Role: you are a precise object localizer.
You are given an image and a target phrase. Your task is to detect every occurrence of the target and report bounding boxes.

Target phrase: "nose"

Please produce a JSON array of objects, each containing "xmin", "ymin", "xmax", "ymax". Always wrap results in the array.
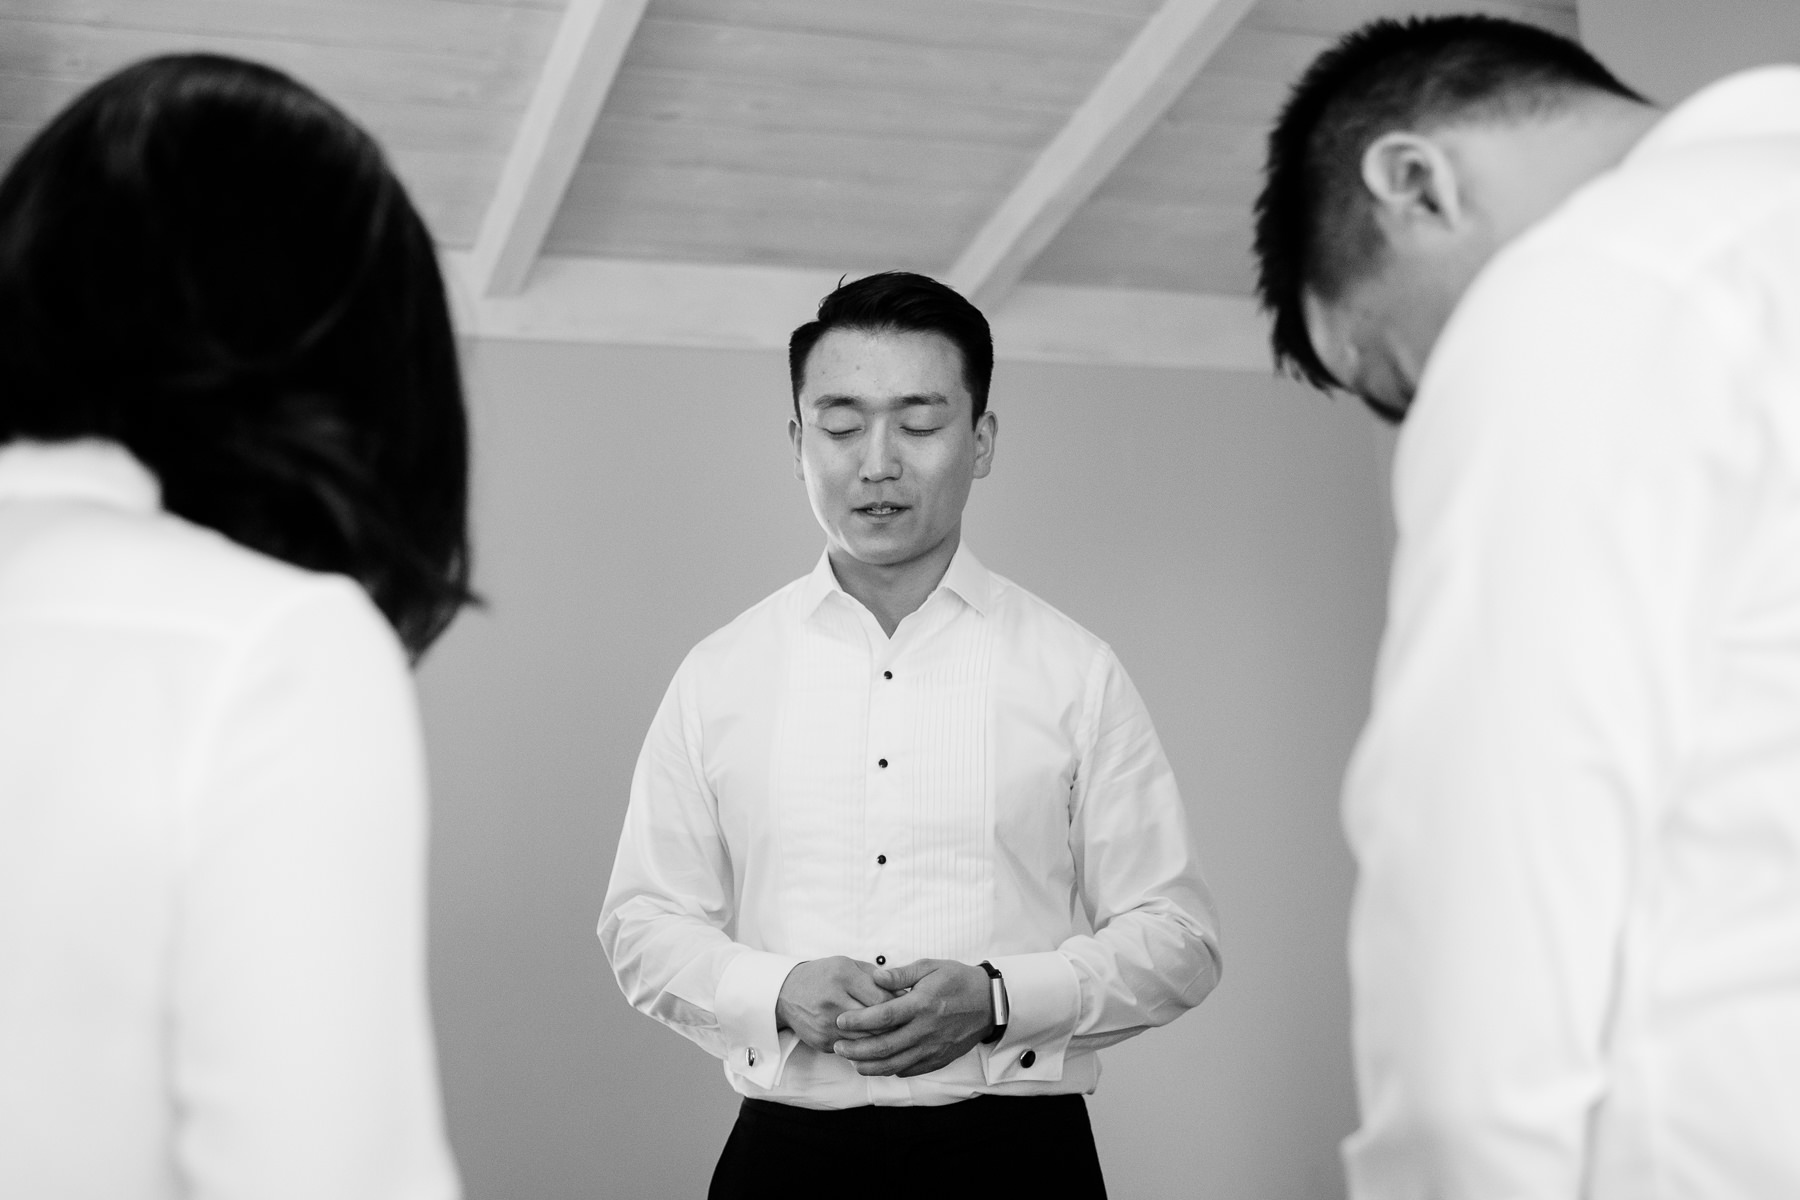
[{"xmin": 858, "ymin": 422, "xmax": 901, "ymax": 483}]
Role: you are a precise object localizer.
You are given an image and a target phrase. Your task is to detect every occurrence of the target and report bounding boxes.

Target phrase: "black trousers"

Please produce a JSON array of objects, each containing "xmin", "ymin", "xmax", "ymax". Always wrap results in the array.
[{"xmin": 707, "ymin": 1093, "xmax": 1108, "ymax": 1200}]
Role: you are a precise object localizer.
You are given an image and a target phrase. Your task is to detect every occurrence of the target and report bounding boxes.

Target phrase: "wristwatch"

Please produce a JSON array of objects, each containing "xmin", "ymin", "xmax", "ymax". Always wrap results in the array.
[{"xmin": 978, "ymin": 960, "xmax": 1009, "ymax": 1044}]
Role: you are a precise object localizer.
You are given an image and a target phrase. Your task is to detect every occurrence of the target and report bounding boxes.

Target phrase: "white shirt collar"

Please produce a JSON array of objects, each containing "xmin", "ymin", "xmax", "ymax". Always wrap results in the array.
[
  {"xmin": 0, "ymin": 439, "xmax": 161, "ymax": 513},
  {"xmin": 1628, "ymin": 65, "xmax": 1800, "ymax": 164},
  {"xmin": 800, "ymin": 540, "xmax": 995, "ymax": 620}
]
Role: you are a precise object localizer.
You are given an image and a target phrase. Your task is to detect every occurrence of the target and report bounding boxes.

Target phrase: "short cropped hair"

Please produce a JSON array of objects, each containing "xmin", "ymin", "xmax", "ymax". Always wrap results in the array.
[
  {"xmin": 1253, "ymin": 15, "xmax": 1644, "ymax": 390},
  {"xmin": 0, "ymin": 54, "xmax": 474, "ymax": 658},
  {"xmin": 788, "ymin": 272, "xmax": 995, "ymax": 424}
]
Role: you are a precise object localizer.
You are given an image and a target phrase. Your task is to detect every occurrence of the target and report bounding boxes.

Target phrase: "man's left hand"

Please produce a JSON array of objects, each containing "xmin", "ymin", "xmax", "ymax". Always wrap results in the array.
[{"xmin": 830, "ymin": 958, "xmax": 994, "ymax": 1077}]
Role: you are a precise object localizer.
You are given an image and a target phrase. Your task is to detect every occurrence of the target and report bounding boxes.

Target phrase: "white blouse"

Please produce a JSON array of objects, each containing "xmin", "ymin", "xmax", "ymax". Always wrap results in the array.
[
  {"xmin": 0, "ymin": 440, "xmax": 458, "ymax": 1200},
  {"xmin": 600, "ymin": 544, "xmax": 1220, "ymax": 1109},
  {"xmin": 1344, "ymin": 68, "xmax": 1800, "ymax": 1200}
]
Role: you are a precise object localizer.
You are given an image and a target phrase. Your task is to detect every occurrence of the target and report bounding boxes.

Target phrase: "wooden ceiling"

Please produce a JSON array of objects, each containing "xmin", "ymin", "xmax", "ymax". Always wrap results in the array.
[{"xmin": 0, "ymin": 0, "xmax": 1577, "ymax": 368}]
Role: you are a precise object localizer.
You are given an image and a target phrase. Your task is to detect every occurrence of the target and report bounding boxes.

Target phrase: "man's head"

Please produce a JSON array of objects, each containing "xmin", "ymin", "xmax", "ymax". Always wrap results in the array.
[
  {"xmin": 789, "ymin": 271, "xmax": 995, "ymax": 426},
  {"xmin": 1253, "ymin": 16, "xmax": 1650, "ymax": 420},
  {"xmin": 787, "ymin": 272, "xmax": 997, "ymax": 575}
]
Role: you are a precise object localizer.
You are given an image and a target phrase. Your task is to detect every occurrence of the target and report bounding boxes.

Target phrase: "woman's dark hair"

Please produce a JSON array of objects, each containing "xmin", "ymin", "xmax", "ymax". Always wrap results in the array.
[
  {"xmin": 788, "ymin": 271, "xmax": 995, "ymax": 424},
  {"xmin": 0, "ymin": 54, "xmax": 474, "ymax": 657}
]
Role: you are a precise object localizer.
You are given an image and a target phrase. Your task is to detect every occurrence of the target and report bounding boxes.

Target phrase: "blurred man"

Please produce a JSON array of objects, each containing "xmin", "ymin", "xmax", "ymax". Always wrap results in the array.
[
  {"xmin": 599, "ymin": 272, "xmax": 1220, "ymax": 1198},
  {"xmin": 1252, "ymin": 14, "xmax": 1800, "ymax": 1199}
]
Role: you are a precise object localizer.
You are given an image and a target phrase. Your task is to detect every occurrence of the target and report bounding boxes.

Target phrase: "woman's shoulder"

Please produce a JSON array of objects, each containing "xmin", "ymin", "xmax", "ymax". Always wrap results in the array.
[{"xmin": 0, "ymin": 501, "xmax": 388, "ymax": 655}]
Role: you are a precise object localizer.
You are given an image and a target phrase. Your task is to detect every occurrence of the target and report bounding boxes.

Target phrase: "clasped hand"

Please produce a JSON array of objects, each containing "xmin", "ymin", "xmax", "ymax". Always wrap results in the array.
[
  {"xmin": 776, "ymin": 957, "xmax": 996, "ymax": 1077},
  {"xmin": 775, "ymin": 957, "xmax": 895, "ymax": 1052}
]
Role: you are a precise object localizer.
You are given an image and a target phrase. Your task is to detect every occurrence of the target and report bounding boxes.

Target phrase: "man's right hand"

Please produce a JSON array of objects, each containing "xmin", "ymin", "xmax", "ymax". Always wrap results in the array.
[{"xmin": 775, "ymin": 957, "xmax": 896, "ymax": 1053}]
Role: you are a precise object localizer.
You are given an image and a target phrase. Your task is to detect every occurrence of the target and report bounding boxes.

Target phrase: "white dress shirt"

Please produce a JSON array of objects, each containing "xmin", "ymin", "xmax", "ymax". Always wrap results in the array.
[
  {"xmin": 0, "ymin": 440, "xmax": 458, "ymax": 1200},
  {"xmin": 1343, "ymin": 68, "xmax": 1800, "ymax": 1199},
  {"xmin": 600, "ymin": 544, "xmax": 1220, "ymax": 1108}
]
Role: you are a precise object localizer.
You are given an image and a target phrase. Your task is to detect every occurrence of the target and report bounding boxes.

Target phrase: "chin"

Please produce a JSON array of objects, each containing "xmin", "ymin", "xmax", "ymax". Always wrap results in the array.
[
  {"xmin": 838, "ymin": 545, "xmax": 913, "ymax": 568},
  {"xmin": 833, "ymin": 534, "xmax": 919, "ymax": 568}
]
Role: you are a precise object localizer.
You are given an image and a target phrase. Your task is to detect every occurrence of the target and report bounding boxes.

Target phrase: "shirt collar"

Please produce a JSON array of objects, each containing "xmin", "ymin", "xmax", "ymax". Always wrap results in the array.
[
  {"xmin": 936, "ymin": 541, "xmax": 993, "ymax": 616},
  {"xmin": 799, "ymin": 540, "xmax": 995, "ymax": 620},
  {"xmin": 0, "ymin": 439, "xmax": 161, "ymax": 513},
  {"xmin": 1627, "ymin": 65, "xmax": 1800, "ymax": 165}
]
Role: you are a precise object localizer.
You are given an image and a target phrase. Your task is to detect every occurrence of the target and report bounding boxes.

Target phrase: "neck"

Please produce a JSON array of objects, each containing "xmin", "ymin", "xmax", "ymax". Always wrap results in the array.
[
  {"xmin": 1396, "ymin": 98, "xmax": 1664, "ymax": 397},
  {"xmin": 829, "ymin": 527, "xmax": 961, "ymax": 637},
  {"xmin": 1456, "ymin": 96, "xmax": 1664, "ymax": 246}
]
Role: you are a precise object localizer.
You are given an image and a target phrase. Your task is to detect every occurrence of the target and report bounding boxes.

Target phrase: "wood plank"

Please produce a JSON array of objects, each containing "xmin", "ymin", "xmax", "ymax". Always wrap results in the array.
[
  {"xmin": 980, "ymin": 0, "xmax": 1163, "ymax": 17},
  {"xmin": 647, "ymin": 0, "xmax": 1141, "ymax": 57},
  {"xmin": 600, "ymin": 67, "xmax": 1067, "ymax": 149},
  {"xmin": 1165, "ymin": 69, "xmax": 1297, "ymax": 125},
  {"xmin": 544, "ymin": 162, "xmax": 993, "ymax": 270},
  {"xmin": 465, "ymin": 0, "xmax": 652, "ymax": 296},
  {"xmin": 582, "ymin": 115, "xmax": 1031, "ymax": 193},
  {"xmin": 1249, "ymin": 0, "xmax": 1578, "ymax": 38},
  {"xmin": 1026, "ymin": 195, "xmax": 1257, "ymax": 294},
  {"xmin": 0, "ymin": 0, "xmax": 558, "ymax": 61},
  {"xmin": 945, "ymin": 0, "xmax": 1261, "ymax": 309},
  {"xmin": 442, "ymin": 253, "xmax": 1271, "ymax": 373},
  {"xmin": 0, "ymin": 16, "xmax": 542, "ymax": 109},
  {"xmin": 1202, "ymin": 24, "xmax": 1334, "ymax": 81},
  {"xmin": 1095, "ymin": 118, "xmax": 1267, "ymax": 204},
  {"xmin": 622, "ymin": 16, "xmax": 1111, "ymax": 110}
]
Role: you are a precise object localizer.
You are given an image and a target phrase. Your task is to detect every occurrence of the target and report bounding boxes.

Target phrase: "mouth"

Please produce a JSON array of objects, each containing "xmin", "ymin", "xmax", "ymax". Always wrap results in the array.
[{"xmin": 855, "ymin": 502, "xmax": 908, "ymax": 518}]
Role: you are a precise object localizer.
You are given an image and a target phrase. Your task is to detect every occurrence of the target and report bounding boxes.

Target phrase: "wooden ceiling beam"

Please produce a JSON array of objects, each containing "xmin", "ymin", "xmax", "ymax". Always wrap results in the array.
[
  {"xmin": 442, "ymin": 252, "xmax": 1272, "ymax": 373},
  {"xmin": 946, "ymin": 0, "xmax": 1260, "ymax": 311},
  {"xmin": 465, "ymin": 0, "xmax": 650, "ymax": 297}
]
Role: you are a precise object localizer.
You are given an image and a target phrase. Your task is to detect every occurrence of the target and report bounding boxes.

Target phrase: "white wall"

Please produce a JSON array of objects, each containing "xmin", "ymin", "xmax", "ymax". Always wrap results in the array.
[
  {"xmin": 417, "ymin": 337, "xmax": 1390, "ymax": 1198},
  {"xmin": 1579, "ymin": 0, "xmax": 1800, "ymax": 103}
]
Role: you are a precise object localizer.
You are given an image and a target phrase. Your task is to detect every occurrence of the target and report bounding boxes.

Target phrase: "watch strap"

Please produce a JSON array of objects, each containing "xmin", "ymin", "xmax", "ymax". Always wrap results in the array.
[{"xmin": 978, "ymin": 960, "xmax": 1008, "ymax": 1044}]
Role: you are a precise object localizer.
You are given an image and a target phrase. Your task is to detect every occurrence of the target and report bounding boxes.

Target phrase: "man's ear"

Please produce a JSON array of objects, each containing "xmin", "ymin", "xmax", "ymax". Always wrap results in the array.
[
  {"xmin": 788, "ymin": 416, "xmax": 805, "ymax": 481},
  {"xmin": 971, "ymin": 410, "xmax": 997, "ymax": 480},
  {"xmin": 1361, "ymin": 131, "xmax": 1465, "ymax": 237}
]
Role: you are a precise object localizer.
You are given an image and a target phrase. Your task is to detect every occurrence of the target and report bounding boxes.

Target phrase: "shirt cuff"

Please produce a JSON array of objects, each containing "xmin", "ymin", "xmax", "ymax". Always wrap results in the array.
[
  {"xmin": 714, "ymin": 950, "xmax": 805, "ymax": 1091},
  {"xmin": 979, "ymin": 952, "xmax": 1080, "ymax": 1085}
]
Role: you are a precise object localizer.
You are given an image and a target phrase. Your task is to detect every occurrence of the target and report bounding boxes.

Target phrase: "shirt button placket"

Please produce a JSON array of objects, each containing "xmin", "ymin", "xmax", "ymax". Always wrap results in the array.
[{"xmin": 867, "ymin": 660, "xmax": 898, "ymax": 977}]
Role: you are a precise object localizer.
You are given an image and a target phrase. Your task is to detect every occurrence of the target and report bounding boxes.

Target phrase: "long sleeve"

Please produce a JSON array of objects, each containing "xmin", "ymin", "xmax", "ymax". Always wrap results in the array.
[
  {"xmin": 597, "ymin": 551, "xmax": 1221, "ymax": 1106},
  {"xmin": 992, "ymin": 646, "xmax": 1221, "ymax": 1072},
  {"xmin": 171, "ymin": 579, "xmax": 459, "ymax": 1200},
  {"xmin": 1342, "ymin": 245, "xmax": 1731, "ymax": 1198},
  {"xmin": 598, "ymin": 664, "xmax": 802, "ymax": 1091}
]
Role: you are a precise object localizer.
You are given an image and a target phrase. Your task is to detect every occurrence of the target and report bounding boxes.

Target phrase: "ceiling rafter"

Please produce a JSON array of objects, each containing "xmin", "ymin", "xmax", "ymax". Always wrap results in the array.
[
  {"xmin": 945, "ymin": 0, "xmax": 1260, "ymax": 311},
  {"xmin": 464, "ymin": 0, "xmax": 651, "ymax": 297},
  {"xmin": 443, "ymin": 252, "xmax": 1270, "ymax": 373}
]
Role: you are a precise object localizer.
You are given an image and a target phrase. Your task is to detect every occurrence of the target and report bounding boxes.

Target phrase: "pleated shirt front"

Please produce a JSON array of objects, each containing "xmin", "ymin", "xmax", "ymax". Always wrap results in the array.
[{"xmin": 600, "ymin": 544, "xmax": 1220, "ymax": 1108}]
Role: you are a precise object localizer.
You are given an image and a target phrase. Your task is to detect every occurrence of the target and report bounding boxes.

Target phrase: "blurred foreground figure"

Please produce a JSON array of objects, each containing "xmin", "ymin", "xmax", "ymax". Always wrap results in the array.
[
  {"xmin": 1254, "ymin": 15, "xmax": 1800, "ymax": 1200},
  {"xmin": 0, "ymin": 55, "xmax": 470, "ymax": 1199}
]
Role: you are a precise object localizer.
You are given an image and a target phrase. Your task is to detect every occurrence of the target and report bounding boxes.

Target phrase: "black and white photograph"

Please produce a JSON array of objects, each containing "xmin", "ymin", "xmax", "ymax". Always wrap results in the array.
[{"xmin": 1, "ymin": 1, "xmax": 1797, "ymax": 1197}]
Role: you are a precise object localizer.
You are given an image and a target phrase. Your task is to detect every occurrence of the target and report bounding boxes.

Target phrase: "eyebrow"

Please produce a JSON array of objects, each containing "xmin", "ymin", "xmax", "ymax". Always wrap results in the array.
[{"xmin": 810, "ymin": 392, "xmax": 951, "ymax": 411}]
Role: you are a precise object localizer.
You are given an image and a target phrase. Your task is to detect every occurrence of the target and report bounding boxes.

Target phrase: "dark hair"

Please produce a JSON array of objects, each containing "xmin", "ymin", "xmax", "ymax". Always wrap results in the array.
[
  {"xmin": 0, "ymin": 54, "xmax": 474, "ymax": 658},
  {"xmin": 788, "ymin": 271, "xmax": 995, "ymax": 424},
  {"xmin": 1253, "ymin": 15, "xmax": 1644, "ymax": 394}
]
